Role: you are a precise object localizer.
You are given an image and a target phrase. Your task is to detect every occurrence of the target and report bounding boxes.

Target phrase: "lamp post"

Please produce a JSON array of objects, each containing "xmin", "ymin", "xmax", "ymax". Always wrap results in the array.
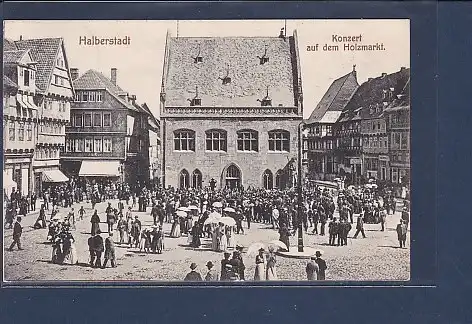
[{"xmin": 297, "ymin": 121, "xmax": 304, "ymax": 252}]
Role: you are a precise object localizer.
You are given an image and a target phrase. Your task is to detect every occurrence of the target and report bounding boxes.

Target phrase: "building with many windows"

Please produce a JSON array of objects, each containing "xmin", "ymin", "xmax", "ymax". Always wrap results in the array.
[
  {"xmin": 4, "ymin": 37, "xmax": 74, "ymax": 194},
  {"xmin": 384, "ymin": 77, "xmax": 410, "ymax": 188},
  {"xmin": 3, "ymin": 46, "xmax": 39, "ymax": 196},
  {"xmin": 62, "ymin": 68, "xmax": 155, "ymax": 186},
  {"xmin": 304, "ymin": 67, "xmax": 359, "ymax": 182},
  {"xmin": 160, "ymin": 30, "xmax": 303, "ymax": 189}
]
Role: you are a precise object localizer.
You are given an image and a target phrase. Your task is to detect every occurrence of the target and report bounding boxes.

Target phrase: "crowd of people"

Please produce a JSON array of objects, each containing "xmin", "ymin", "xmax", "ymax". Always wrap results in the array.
[{"xmin": 4, "ymin": 179, "xmax": 410, "ymax": 279}]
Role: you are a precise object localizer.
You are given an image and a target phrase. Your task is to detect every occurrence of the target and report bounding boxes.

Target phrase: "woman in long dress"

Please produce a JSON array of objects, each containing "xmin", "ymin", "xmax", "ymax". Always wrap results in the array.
[
  {"xmin": 63, "ymin": 232, "xmax": 78, "ymax": 265},
  {"xmin": 211, "ymin": 225, "xmax": 218, "ymax": 251},
  {"xmin": 254, "ymin": 248, "xmax": 266, "ymax": 280},
  {"xmin": 219, "ymin": 225, "xmax": 227, "ymax": 252},
  {"xmin": 226, "ymin": 226, "xmax": 235, "ymax": 249},
  {"xmin": 170, "ymin": 214, "xmax": 180, "ymax": 238},
  {"xmin": 90, "ymin": 210, "xmax": 101, "ymax": 236},
  {"xmin": 266, "ymin": 248, "xmax": 278, "ymax": 280}
]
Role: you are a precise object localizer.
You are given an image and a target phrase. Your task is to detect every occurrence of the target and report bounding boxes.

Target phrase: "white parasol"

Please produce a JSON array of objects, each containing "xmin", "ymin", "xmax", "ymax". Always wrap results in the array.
[
  {"xmin": 204, "ymin": 216, "xmax": 221, "ymax": 225},
  {"xmin": 246, "ymin": 242, "xmax": 266, "ymax": 255},
  {"xmin": 209, "ymin": 211, "xmax": 222, "ymax": 219},
  {"xmin": 268, "ymin": 240, "xmax": 288, "ymax": 251},
  {"xmin": 178, "ymin": 206, "xmax": 190, "ymax": 212},
  {"xmin": 223, "ymin": 207, "xmax": 235, "ymax": 213},
  {"xmin": 176, "ymin": 210, "xmax": 187, "ymax": 217},
  {"xmin": 188, "ymin": 205, "xmax": 199, "ymax": 210},
  {"xmin": 220, "ymin": 217, "xmax": 236, "ymax": 227},
  {"xmin": 212, "ymin": 201, "xmax": 223, "ymax": 208}
]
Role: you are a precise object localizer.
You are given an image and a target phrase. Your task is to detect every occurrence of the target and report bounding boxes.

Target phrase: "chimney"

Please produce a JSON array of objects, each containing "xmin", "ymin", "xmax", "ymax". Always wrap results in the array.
[
  {"xmin": 70, "ymin": 68, "xmax": 79, "ymax": 81},
  {"xmin": 381, "ymin": 73, "xmax": 387, "ymax": 78},
  {"xmin": 129, "ymin": 94, "xmax": 136, "ymax": 104},
  {"xmin": 111, "ymin": 68, "xmax": 117, "ymax": 85},
  {"xmin": 400, "ymin": 66, "xmax": 406, "ymax": 71},
  {"xmin": 19, "ymin": 35, "xmax": 23, "ymax": 41},
  {"xmin": 352, "ymin": 64, "xmax": 357, "ymax": 78},
  {"xmin": 279, "ymin": 28, "xmax": 285, "ymax": 39},
  {"xmin": 368, "ymin": 78, "xmax": 373, "ymax": 81}
]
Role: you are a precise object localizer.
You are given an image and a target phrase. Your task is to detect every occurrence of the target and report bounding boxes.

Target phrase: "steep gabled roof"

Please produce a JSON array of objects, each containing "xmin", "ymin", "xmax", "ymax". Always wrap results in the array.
[
  {"xmin": 164, "ymin": 35, "xmax": 300, "ymax": 108},
  {"xmin": 14, "ymin": 37, "xmax": 63, "ymax": 93},
  {"xmin": 344, "ymin": 68, "xmax": 410, "ymax": 120},
  {"xmin": 73, "ymin": 69, "xmax": 138, "ymax": 112},
  {"xmin": 3, "ymin": 49, "xmax": 31, "ymax": 64},
  {"xmin": 385, "ymin": 77, "xmax": 410, "ymax": 112},
  {"xmin": 307, "ymin": 69, "xmax": 359, "ymax": 124},
  {"xmin": 3, "ymin": 39, "xmax": 18, "ymax": 51}
]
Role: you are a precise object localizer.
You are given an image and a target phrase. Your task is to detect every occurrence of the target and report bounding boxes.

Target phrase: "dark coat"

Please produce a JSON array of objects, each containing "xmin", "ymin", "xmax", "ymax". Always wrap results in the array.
[
  {"xmin": 184, "ymin": 271, "xmax": 203, "ymax": 281},
  {"xmin": 13, "ymin": 221, "xmax": 22, "ymax": 238},
  {"xmin": 104, "ymin": 236, "xmax": 115, "ymax": 259},
  {"xmin": 93, "ymin": 235, "xmax": 104, "ymax": 252},
  {"xmin": 315, "ymin": 258, "xmax": 327, "ymax": 280}
]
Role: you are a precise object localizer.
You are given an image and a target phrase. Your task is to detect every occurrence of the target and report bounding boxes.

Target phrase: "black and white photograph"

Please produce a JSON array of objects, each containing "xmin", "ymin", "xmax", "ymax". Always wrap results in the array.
[{"xmin": 3, "ymin": 19, "xmax": 410, "ymax": 282}]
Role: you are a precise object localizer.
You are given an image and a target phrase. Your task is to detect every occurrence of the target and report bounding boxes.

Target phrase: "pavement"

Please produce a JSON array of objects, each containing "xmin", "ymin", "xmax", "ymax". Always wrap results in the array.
[{"xmin": 3, "ymin": 197, "xmax": 410, "ymax": 282}]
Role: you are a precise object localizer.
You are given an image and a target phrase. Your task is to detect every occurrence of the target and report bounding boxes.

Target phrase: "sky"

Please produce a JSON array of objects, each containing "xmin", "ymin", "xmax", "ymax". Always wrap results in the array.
[{"xmin": 4, "ymin": 19, "xmax": 409, "ymax": 119}]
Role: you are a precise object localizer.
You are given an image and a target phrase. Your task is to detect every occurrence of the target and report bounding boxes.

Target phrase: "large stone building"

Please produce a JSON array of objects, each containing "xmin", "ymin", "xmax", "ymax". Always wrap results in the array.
[
  {"xmin": 4, "ymin": 37, "xmax": 74, "ymax": 195},
  {"xmin": 304, "ymin": 67, "xmax": 359, "ymax": 182},
  {"xmin": 160, "ymin": 30, "xmax": 303, "ymax": 189},
  {"xmin": 62, "ymin": 68, "xmax": 155, "ymax": 186},
  {"xmin": 3, "ymin": 47, "xmax": 39, "ymax": 196}
]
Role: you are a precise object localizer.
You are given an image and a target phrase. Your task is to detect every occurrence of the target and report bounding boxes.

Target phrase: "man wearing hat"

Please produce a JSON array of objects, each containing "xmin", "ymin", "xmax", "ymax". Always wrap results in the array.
[
  {"xmin": 230, "ymin": 248, "xmax": 246, "ymax": 281},
  {"xmin": 353, "ymin": 214, "xmax": 366, "ymax": 239},
  {"xmin": 204, "ymin": 261, "xmax": 217, "ymax": 281},
  {"xmin": 396, "ymin": 219, "xmax": 408, "ymax": 248},
  {"xmin": 314, "ymin": 251, "xmax": 327, "ymax": 280},
  {"xmin": 92, "ymin": 230, "xmax": 104, "ymax": 268},
  {"xmin": 8, "ymin": 216, "xmax": 23, "ymax": 251},
  {"xmin": 184, "ymin": 263, "xmax": 203, "ymax": 281},
  {"xmin": 220, "ymin": 251, "xmax": 232, "ymax": 281},
  {"xmin": 102, "ymin": 232, "xmax": 116, "ymax": 268}
]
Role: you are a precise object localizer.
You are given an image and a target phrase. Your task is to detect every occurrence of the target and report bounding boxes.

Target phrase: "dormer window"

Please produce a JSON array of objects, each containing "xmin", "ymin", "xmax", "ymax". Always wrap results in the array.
[
  {"xmin": 258, "ymin": 45, "xmax": 270, "ymax": 65},
  {"xmin": 219, "ymin": 64, "xmax": 231, "ymax": 85},
  {"xmin": 191, "ymin": 98, "xmax": 201, "ymax": 106},
  {"xmin": 188, "ymin": 86, "xmax": 201, "ymax": 106},
  {"xmin": 192, "ymin": 45, "xmax": 203, "ymax": 63},
  {"xmin": 258, "ymin": 87, "xmax": 272, "ymax": 106}
]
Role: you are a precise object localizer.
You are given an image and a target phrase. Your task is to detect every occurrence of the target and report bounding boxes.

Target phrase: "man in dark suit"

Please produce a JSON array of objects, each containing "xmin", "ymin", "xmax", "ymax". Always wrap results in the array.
[
  {"xmin": 314, "ymin": 251, "xmax": 327, "ymax": 280},
  {"xmin": 93, "ymin": 231, "xmax": 104, "ymax": 268},
  {"xmin": 184, "ymin": 263, "xmax": 203, "ymax": 281},
  {"xmin": 8, "ymin": 217, "xmax": 23, "ymax": 251},
  {"xmin": 353, "ymin": 214, "xmax": 366, "ymax": 238},
  {"xmin": 328, "ymin": 217, "xmax": 338, "ymax": 246}
]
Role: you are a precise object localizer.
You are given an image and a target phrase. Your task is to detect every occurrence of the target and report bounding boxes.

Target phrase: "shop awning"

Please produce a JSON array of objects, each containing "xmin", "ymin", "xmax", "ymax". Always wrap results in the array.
[
  {"xmin": 16, "ymin": 94, "xmax": 28, "ymax": 109},
  {"xmin": 42, "ymin": 170, "xmax": 69, "ymax": 183},
  {"xmin": 3, "ymin": 171, "xmax": 17, "ymax": 189},
  {"xmin": 24, "ymin": 95, "xmax": 38, "ymax": 110},
  {"xmin": 79, "ymin": 161, "xmax": 121, "ymax": 177}
]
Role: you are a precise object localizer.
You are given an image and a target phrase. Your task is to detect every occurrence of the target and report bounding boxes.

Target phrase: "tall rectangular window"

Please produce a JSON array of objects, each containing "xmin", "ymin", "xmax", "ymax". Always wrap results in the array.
[
  {"xmin": 89, "ymin": 91, "xmax": 96, "ymax": 102},
  {"xmin": 75, "ymin": 138, "xmax": 84, "ymax": 152},
  {"xmin": 82, "ymin": 92, "xmax": 89, "ymax": 102},
  {"xmin": 84, "ymin": 113, "xmax": 92, "ymax": 127},
  {"xmin": 103, "ymin": 113, "xmax": 111, "ymax": 127},
  {"xmin": 206, "ymin": 130, "xmax": 227, "ymax": 151},
  {"xmin": 237, "ymin": 130, "xmax": 258, "ymax": 152},
  {"xmin": 103, "ymin": 137, "xmax": 112, "ymax": 152},
  {"xmin": 85, "ymin": 138, "xmax": 93, "ymax": 152},
  {"xmin": 26, "ymin": 123, "xmax": 32, "ymax": 141},
  {"xmin": 18, "ymin": 122, "xmax": 25, "ymax": 141},
  {"xmin": 174, "ymin": 130, "xmax": 195, "ymax": 151},
  {"xmin": 24, "ymin": 70, "xmax": 30, "ymax": 86},
  {"xmin": 97, "ymin": 91, "xmax": 102, "ymax": 102},
  {"xmin": 9, "ymin": 121, "xmax": 15, "ymax": 141},
  {"xmin": 268, "ymin": 131, "xmax": 289, "ymax": 152},
  {"xmin": 75, "ymin": 114, "xmax": 83, "ymax": 127},
  {"xmin": 93, "ymin": 113, "xmax": 102, "ymax": 127},
  {"xmin": 94, "ymin": 138, "xmax": 102, "ymax": 152}
]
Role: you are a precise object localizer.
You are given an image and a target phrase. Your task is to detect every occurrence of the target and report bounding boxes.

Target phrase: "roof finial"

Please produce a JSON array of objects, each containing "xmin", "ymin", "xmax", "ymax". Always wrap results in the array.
[
  {"xmin": 266, "ymin": 86, "xmax": 269, "ymax": 99},
  {"xmin": 353, "ymin": 64, "xmax": 356, "ymax": 72},
  {"xmin": 195, "ymin": 85, "xmax": 199, "ymax": 98}
]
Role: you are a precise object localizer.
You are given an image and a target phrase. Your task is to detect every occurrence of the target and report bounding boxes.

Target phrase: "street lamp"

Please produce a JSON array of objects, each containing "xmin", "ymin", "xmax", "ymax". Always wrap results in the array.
[{"xmin": 297, "ymin": 121, "xmax": 305, "ymax": 252}]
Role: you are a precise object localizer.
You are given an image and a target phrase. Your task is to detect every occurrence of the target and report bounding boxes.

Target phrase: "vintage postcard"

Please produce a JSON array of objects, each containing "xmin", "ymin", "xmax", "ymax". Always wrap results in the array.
[{"xmin": 2, "ymin": 19, "xmax": 410, "ymax": 283}]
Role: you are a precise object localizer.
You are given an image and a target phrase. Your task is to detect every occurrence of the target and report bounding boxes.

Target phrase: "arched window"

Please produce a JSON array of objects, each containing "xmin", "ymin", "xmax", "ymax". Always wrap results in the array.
[
  {"xmin": 179, "ymin": 169, "xmax": 190, "ymax": 189},
  {"xmin": 275, "ymin": 169, "xmax": 285, "ymax": 190},
  {"xmin": 174, "ymin": 129, "xmax": 195, "ymax": 152},
  {"xmin": 237, "ymin": 129, "xmax": 258, "ymax": 152},
  {"xmin": 268, "ymin": 130, "xmax": 290, "ymax": 152},
  {"xmin": 206, "ymin": 129, "xmax": 227, "ymax": 152},
  {"xmin": 263, "ymin": 169, "xmax": 273, "ymax": 190},
  {"xmin": 224, "ymin": 164, "xmax": 241, "ymax": 189},
  {"xmin": 192, "ymin": 169, "xmax": 202, "ymax": 189}
]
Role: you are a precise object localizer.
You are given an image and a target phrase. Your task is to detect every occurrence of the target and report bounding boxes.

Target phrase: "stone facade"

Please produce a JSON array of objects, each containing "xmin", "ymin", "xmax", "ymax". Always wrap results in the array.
[{"xmin": 160, "ymin": 31, "xmax": 303, "ymax": 190}]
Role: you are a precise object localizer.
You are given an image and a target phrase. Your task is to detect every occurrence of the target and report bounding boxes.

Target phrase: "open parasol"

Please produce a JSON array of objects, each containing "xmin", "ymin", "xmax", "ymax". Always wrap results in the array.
[
  {"xmin": 223, "ymin": 207, "xmax": 235, "ymax": 213},
  {"xmin": 212, "ymin": 201, "xmax": 223, "ymax": 208},
  {"xmin": 178, "ymin": 206, "xmax": 190, "ymax": 212},
  {"xmin": 246, "ymin": 242, "xmax": 266, "ymax": 255},
  {"xmin": 208, "ymin": 211, "xmax": 222, "ymax": 219},
  {"xmin": 188, "ymin": 205, "xmax": 199, "ymax": 210},
  {"xmin": 220, "ymin": 217, "xmax": 236, "ymax": 227},
  {"xmin": 204, "ymin": 216, "xmax": 221, "ymax": 225},
  {"xmin": 176, "ymin": 210, "xmax": 187, "ymax": 217},
  {"xmin": 268, "ymin": 239, "xmax": 288, "ymax": 251}
]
